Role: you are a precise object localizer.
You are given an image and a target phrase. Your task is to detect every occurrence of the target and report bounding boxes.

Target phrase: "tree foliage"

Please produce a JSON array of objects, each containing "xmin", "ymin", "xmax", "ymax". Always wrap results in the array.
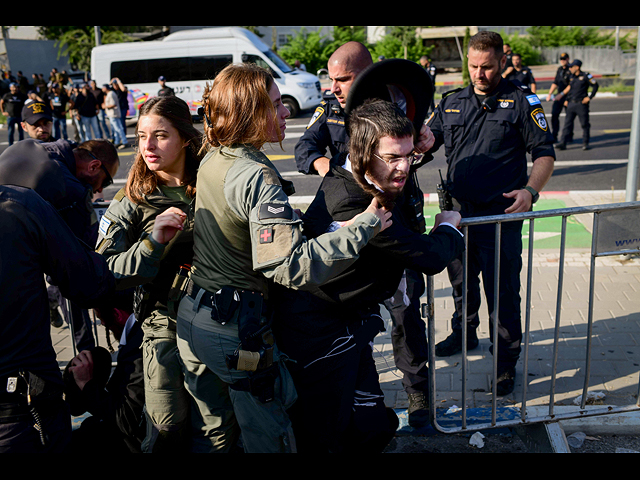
[{"xmin": 55, "ymin": 28, "xmax": 137, "ymax": 72}]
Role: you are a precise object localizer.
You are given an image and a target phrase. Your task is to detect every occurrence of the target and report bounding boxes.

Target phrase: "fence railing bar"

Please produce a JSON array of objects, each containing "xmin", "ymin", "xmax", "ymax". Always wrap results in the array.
[
  {"xmin": 521, "ymin": 218, "xmax": 536, "ymax": 422},
  {"xmin": 461, "ymin": 227, "xmax": 469, "ymax": 430},
  {"xmin": 427, "ymin": 201, "xmax": 640, "ymax": 436},
  {"xmin": 549, "ymin": 216, "xmax": 568, "ymax": 417},
  {"xmin": 491, "ymin": 222, "xmax": 502, "ymax": 426}
]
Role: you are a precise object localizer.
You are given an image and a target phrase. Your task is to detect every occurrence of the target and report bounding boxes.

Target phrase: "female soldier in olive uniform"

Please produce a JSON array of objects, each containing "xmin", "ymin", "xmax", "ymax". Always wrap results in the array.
[{"xmin": 96, "ymin": 96, "xmax": 203, "ymax": 452}]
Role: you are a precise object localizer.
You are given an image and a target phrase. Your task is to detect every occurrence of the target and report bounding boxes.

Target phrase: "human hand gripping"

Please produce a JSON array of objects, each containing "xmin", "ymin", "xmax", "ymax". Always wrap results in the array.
[
  {"xmin": 152, "ymin": 207, "xmax": 187, "ymax": 245},
  {"xmin": 342, "ymin": 198, "xmax": 393, "ymax": 233},
  {"xmin": 432, "ymin": 211, "xmax": 462, "ymax": 232},
  {"xmin": 68, "ymin": 350, "xmax": 94, "ymax": 391},
  {"xmin": 414, "ymin": 124, "xmax": 436, "ymax": 154}
]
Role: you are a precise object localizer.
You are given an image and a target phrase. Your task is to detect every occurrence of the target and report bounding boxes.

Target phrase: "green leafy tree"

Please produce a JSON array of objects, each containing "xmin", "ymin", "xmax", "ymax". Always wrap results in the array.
[
  {"xmin": 55, "ymin": 28, "xmax": 136, "ymax": 72},
  {"xmin": 371, "ymin": 26, "xmax": 433, "ymax": 62},
  {"xmin": 278, "ymin": 28, "xmax": 330, "ymax": 74}
]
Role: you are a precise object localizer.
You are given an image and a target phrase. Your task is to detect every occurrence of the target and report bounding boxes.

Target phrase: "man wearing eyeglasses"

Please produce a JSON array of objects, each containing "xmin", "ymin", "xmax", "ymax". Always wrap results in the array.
[
  {"xmin": 0, "ymin": 138, "xmax": 120, "ymax": 351},
  {"xmin": 271, "ymin": 99, "xmax": 464, "ymax": 453},
  {"xmin": 294, "ymin": 42, "xmax": 441, "ymax": 429}
]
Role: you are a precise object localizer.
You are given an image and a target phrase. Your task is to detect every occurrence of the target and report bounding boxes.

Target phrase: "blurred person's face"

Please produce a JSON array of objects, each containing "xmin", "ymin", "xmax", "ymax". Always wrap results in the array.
[
  {"xmin": 22, "ymin": 118, "xmax": 52, "ymax": 141},
  {"xmin": 266, "ymin": 82, "xmax": 290, "ymax": 143}
]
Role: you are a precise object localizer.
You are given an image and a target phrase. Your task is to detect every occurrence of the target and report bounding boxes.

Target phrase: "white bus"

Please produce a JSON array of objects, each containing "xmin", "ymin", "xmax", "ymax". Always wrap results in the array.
[{"xmin": 90, "ymin": 27, "xmax": 323, "ymax": 119}]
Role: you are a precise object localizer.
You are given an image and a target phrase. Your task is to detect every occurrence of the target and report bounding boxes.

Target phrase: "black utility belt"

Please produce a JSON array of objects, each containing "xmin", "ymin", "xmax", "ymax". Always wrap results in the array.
[{"xmin": 187, "ymin": 281, "xmax": 268, "ymax": 326}]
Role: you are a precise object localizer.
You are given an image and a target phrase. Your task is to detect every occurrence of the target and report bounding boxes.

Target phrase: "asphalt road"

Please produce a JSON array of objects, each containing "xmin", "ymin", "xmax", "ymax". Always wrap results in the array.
[{"xmin": 1, "ymin": 92, "xmax": 637, "ymax": 203}]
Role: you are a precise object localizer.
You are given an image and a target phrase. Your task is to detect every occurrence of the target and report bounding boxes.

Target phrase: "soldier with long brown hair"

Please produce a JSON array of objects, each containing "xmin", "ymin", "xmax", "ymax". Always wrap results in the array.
[{"xmin": 95, "ymin": 95, "xmax": 203, "ymax": 452}]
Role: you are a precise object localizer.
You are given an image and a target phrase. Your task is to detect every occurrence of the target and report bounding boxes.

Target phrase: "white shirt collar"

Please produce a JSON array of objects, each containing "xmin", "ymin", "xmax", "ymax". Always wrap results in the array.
[{"xmin": 343, "ymin": 155, "xmax": 384, "ymax": 193}]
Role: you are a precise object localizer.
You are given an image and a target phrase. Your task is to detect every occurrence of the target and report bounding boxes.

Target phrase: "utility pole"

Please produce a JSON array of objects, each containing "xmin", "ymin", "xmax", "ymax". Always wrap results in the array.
[
  {"xmin": 95, "ymin": 26, "xmax": 102, "ymax": 46},
  {"xmin": 625, "ymin": 26, "xmax": 640, "ymax": 202}
]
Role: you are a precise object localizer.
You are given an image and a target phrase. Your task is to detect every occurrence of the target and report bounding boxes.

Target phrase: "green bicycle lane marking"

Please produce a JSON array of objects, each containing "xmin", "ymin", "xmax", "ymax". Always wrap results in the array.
[{"xmin": 424, "ymin": 199, "xmax": 592, "ymax": 250}]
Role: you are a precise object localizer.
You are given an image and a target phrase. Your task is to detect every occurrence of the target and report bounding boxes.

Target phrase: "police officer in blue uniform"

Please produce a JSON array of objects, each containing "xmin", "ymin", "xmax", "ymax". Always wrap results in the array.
[
  {"xmin": 425, "ymin": 31, "xmax": 556, "ymax": 396},
  {"xmin": 555, "ymin": 60, "xmax": 599, "ymax": 151},
  {"xmin": 295, "ymin": 93, "xmax": 349, "ymax": 176},
  {"xmin": 546, "ymin": 53, "xmax": 573, "ymax": 143}
]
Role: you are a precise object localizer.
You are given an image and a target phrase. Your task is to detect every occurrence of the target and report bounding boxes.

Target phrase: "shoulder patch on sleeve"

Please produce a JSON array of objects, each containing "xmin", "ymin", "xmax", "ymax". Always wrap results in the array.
[
  {"xmin": 98, "ymin": 215, "xmax": 113, "ymax": 237},
  {"xmin": 259, "ymin": 203, "xmax": 294, "ymax": 221},
  {"xmin": 526, "ymin": 94, "xmax": 541, "ymax": 106},
  {"xmin": 531, "ymin": 108, "xmax": 549, "ymax": 132},
  {"xmin": 256, "ymin": 224, "xmax": 293, "ymax": 266},
  {"xmin": 307, "ymin": 105, "xmax": 326, "ymax": 129}
]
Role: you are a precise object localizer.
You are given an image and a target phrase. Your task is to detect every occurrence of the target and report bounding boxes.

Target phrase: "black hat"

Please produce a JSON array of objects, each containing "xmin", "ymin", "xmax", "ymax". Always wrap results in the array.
[
  {"xmin": 569, "ymin": 59, "xmax": 583, "ymax": 68},
  {"xmin": 345, "ymin": 59, "xmax": 433, "ymax": 134},
  {"xmin": 21, "ymin": 101, "xmax": 53, "ymax": 125}
]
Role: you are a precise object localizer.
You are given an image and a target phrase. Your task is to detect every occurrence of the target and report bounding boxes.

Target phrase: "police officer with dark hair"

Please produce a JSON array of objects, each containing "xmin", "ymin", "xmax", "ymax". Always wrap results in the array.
[
  {"xmin": 555, "ymin": 59, "xmax": 599, "ymax": 151},
  {"xmin": 0, "ymin": 185, "xmax": 116, "ymax": 453},
  {"xmin": 546, "ymin": 53, "xmax": 573, "ymax": 143},
  {"xmin": 426, "ymin": 31, "xmax": 556, "ymax": 396}
]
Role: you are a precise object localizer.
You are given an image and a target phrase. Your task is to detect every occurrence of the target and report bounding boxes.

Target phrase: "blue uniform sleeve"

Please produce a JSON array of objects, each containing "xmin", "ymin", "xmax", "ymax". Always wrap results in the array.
[{"xmin": 294, "ymin": 102, "xmax": 335, "ymax": 175}]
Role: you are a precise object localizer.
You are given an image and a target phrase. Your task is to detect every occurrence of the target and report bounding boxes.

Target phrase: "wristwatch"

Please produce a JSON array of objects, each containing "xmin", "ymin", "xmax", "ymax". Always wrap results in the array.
[{"xmin": 524, "ymin": 186, "xmax": 540, "ymax": 204}]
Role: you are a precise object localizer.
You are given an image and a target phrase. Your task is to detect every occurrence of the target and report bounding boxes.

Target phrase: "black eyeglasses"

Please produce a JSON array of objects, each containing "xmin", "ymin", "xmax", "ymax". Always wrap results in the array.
[
  {"xmin": 373, "ymin": 151, "xmax": 425, "ymax": 170},
  {"xmin": 82, "ymin": 149, "xmax": 113, "ymax": 189}
]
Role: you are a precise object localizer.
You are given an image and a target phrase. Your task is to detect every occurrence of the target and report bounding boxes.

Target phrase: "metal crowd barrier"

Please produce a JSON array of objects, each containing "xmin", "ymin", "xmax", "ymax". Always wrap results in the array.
[{"xmin": 423, "ymin": 202, "xmax": 640, "ymax": 452}]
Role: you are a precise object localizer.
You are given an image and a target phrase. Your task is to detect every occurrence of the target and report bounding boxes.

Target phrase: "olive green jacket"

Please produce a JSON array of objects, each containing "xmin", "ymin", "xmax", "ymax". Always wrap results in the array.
[
  {"xmin": 190, "ymin": 144, "xmax": 381, "ymax": 299},
  {"xmin": 96, "ymin": 187, "xmax": 195, "ymax": 314}
]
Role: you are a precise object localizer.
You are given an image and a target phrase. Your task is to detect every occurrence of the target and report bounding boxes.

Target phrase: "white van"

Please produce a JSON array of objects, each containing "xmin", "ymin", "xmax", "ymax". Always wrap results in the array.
[{"xmin": 90, "ymin": 27, "xmax": 323, "ymax": 119}]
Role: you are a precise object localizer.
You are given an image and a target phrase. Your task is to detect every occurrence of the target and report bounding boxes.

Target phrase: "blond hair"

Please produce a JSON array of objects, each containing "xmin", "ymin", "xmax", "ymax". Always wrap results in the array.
[{"xmin": 200, "ymin": 63, "xmax": 278, "ymax": 152}]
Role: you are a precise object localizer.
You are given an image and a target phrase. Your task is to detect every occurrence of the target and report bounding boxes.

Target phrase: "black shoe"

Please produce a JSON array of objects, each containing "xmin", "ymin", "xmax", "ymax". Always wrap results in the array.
[
  {"xmin": 494, "ymin": 367, "xmax": 516, "ymax": 396},
  {"xmin": 555, "ymin": 142, "xmax": 566, "ymax": 150},
  {"xmin": 582, "ymin": 144, "xmax": 591, "ymax": 151},
  {"xmin": 407, "ymin": 392, "xmax": 430, "ymax": 429},
  {"xmin": 50, "ymin": 306, "xmax": 63, "ymax": 328},
  {"xmin": 435, "ymin": 330, "xmax": 479, "ymax": 357}
]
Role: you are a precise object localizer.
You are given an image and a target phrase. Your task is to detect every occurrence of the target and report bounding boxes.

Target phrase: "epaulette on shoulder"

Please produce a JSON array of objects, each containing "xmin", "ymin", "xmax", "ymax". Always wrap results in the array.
[
  {"xmin": 113, "ymin": 187, "xmax": 127, "ymax": 202},
  {"xmin": 510, "ymin": 79, "xmax": 532, "ymax": 94},
  {"xmin": 442, "ymin": 87, "xmax": 464, "ymax": 99}
]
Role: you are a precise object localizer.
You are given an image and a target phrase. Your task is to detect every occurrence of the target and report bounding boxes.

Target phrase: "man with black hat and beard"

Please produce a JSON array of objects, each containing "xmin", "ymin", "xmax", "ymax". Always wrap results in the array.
[{"xmin": 294, "ymin": 42, "xmax": 439, "ymax": 429}]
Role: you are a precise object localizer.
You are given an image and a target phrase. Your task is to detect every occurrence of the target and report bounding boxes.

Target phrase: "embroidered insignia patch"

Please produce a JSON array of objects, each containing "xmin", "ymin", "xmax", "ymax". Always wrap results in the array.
[
  {"xmin": 259, "ymin": 227, "xmax": 274, "ymax": 244},
  {"xmin": 531, "ymin": 108, "xmax": 549, "ymax": 132}
]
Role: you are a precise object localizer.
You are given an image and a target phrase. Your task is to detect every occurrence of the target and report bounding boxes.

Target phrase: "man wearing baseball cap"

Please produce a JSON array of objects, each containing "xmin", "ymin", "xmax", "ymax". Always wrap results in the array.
[{"xmin": 21, "ymin": 101, "xmax": 55, "ymax": 142}]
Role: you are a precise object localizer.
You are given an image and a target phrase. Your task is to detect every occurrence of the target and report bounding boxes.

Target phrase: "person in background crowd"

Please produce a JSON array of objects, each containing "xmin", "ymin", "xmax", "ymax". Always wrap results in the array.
[
  {"xmin": 50, "ymin": 83, "xmax": 71, "ymax": 141},
  {"xmin": 505, "ymin": 53, "xmax": 537, "ymax": 93},
  {"xmin": 21, "ymin": 100, "xmax": 55, "ymax": 143},
  {"xmin": 102, "ymin": 84, "xmax": 127, "ymax": 148},
  {"xmin": 111, "ymin": 77, "xmax": 131, "ymax": 148},
  {"xmin": 1, "ymin": 82, "xmax": 27, "ymax": 145},
  {"xmin": 90, "ymin": 80, "xmax": 111, "ymax": 141},
  {"xmin": 555, "ymin": 59, "xmax": 599, "ymax": 152},
  {"xmin": 76, "ymin": 83, "xmax": 101, "ymax": 142},
  {"xmin": 158, "ymin": 76, "xmax": 175, "ymax": 97}
]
